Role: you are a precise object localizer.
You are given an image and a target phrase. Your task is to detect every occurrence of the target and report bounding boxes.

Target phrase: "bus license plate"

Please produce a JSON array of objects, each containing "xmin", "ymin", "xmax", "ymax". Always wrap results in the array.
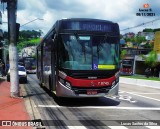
[{"xmin": 87, "ymin": 90, "xmax": 97, "ymax": 95}]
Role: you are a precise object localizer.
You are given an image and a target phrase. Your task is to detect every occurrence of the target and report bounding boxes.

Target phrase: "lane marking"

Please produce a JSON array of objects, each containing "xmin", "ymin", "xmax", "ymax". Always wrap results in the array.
[
  {"xmin": 112, "ymin": 95, "xmax": 137, "ymax": 103},
  {"xmin": 146, "ymin": 126, "xmax": 160, "ymax": 129},
  {"xmin": 108, "ymin": 126, "xmax": 128, "ymax": 129},
  {"xmin": 37, "ymin": 105, "xmax": 160, "ymax": 110},
  {"xmin": 120, "ymin": 83, "xmax": 160, "ymax": 90},
  {"xmin": 120, "ymin": 90, "xmax": 160, "ymax": 102},
  {"xmin": 120, "ymin": 92, "xmax": 160, "ymax": 95},
  {"xmin": 67, "ymin": 126, "xmax": 87, "ymax": 129},
  {"xmin": 119, "ymin": 91, "xmax": 125, "ymax": 94}
]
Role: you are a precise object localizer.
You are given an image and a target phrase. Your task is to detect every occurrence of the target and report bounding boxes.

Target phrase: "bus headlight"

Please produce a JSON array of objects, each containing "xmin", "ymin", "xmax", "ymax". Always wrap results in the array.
[
  {"xmin": 112, "ymin": 81, "xmax": 115, "ymax": 87},
  {"xmin": 65, "ymin": 81, "xmax": 71, "ymax": 89},
  {"xmin": 59, "ymin": 78, "xmax": 71, "ymax": 89}
]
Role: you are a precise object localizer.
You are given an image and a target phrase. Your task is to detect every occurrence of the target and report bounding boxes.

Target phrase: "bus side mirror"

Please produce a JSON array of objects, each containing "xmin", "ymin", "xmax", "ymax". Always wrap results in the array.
[{"xmin": 51, "ymin": 34, "xmax": 57, "ymax": 51}]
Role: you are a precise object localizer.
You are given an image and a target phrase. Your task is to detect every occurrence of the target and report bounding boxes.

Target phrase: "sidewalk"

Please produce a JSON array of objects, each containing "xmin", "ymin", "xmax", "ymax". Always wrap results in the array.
[
  {"xmin": 0, "ymin": 77, "xmax": 32, "ymax": 129},
  {"xmin": 120, "ymin": 77, "xmax": 160, "ymax": 89}
]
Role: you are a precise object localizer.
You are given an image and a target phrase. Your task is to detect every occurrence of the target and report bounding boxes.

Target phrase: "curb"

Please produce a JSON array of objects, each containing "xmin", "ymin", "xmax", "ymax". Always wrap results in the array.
[
  {"xmin": 120, "ymin": 77, "xmax": 160, "ymax": 89},
  {"xmin": 21, "ymin": 84, "xmax": 41, "ymax": 120}
]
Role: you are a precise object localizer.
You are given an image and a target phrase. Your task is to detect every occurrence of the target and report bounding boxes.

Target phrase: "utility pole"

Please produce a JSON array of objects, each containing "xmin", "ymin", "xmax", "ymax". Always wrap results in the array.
[{"xmin": 6, "ymin": 0, "xmax": 19, "ymax": 97}]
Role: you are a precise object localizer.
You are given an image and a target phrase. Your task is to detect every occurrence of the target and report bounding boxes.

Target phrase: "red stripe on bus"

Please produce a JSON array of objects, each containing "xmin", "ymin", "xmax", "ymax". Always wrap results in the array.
[{"xmin": 65, "ymin": 76, "xmax": 116, "ymax": 87}]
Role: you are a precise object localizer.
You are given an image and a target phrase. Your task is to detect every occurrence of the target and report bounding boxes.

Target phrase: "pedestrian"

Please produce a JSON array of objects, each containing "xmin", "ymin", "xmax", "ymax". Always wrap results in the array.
[
  {"xmin": 6, "ymin": 61, "xmax": 10, "ymax": 73},
  {"xmin": 0, "ymin": 60, "xmax": 5, "ymax": 77},
  {"xmin": 145, "ymin": 67, "xmax": 151, "ymax": 78}
]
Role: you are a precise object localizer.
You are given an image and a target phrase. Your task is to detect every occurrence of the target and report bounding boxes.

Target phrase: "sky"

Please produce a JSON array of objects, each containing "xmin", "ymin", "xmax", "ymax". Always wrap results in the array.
[{"xmin": 1, "ymin": 0, "xmax": 160, "ymax": 36}]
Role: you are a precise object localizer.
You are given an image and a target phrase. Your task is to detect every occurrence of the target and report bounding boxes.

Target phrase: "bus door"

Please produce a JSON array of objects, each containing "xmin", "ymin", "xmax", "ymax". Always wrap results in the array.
[
  {"xmin": 50, "ymin": 51, "xmax": 57, "ymax": 91},
  {"xmin": 41, "ymin": 44, "xmax": 45, "ymax": 84},
  {"xmin": 50, "ymin": 33, "xmax": 57, "ymax": 91}
]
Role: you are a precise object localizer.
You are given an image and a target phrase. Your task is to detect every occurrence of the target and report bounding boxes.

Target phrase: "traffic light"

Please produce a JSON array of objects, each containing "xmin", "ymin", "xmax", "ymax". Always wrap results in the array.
[{"xmin": 16, "ymin": 23, "xmax": 20, "ymax": 42}]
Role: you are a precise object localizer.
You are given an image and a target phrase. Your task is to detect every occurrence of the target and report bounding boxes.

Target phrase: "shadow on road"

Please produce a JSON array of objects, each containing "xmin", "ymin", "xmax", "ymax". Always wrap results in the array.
[
  {"xmin": 55, "ymin": 97, "xmax": 120, "ymax": 107},
  {"xmin": 41, "ymin": 86, "xmax": 120, "ymax": 107}
]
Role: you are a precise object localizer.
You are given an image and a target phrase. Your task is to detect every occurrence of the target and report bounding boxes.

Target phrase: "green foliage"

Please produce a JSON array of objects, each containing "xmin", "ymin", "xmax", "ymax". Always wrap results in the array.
[
  {"xmin": 143, "ymin": 28, "xmax": 160, "ymax": 32},
  {"xmin": 153, "ymin": 28, "xmax": 160, "ymax": 32},
  {"xmin": 144, "ymin": 50, "xmax": 158, "ymax": 67},
  {"xmin": 121, "ymin": 76, "xmax": 160, "ymax": 81},
  {"xmin": 15, "ymin": 29, "xmax": 43, "ymax": 52},
  {"xmin": 17, "ymin": 38, "xmax": 40, "ymax": 52},
  {"xmin": 143, "ymin": 42, "xmax": 153, "ymax": 49},
  {"xmin": 143, "ymin": 28, "xmax": 153, "ymax": 32},
  {"xmin": 124, "ymin": 36, "xmax": 146, "ymax": 46},
  {"xmin": 19, "ymin": 30, "xmax": 42, "ymax": 39},
  {"xmin": 134, "ymin": 36, "xmax": 146, "ymax": 44},
  {"xmin": 120, "ymin": 49, "xmax": 127, "ymax": 60},
  {"xmin": 125, "ymin": 37, "xmax": 133, "ymax": 42},
  {"xmin": 3, "ymin": 30, "xmax": 42, "ymax": 53}
]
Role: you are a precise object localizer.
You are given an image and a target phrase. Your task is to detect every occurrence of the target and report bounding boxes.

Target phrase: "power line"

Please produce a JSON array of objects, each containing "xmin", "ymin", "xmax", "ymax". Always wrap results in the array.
[{"xmin": 121, "ymin": 17, "xmax": 160, "ymax": 31}]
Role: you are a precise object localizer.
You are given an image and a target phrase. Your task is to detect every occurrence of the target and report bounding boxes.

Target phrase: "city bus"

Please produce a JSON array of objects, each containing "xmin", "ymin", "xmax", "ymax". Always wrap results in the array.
[
  {"xmin": 23, "ymin": 57, "xmax": 36, "ymax": 73},
  {"xmin": 36, "ymin": 18, "xmax": 120, "ymax": 97},
  {"xmin": 120, "ymin": 59, "xmax": 134, "ymax": 76}
]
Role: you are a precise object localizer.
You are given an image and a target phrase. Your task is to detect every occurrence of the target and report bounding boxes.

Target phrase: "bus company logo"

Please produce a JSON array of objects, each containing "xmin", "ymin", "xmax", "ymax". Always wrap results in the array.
[
  {"xmin": 143, "ymin": 4, "xmax": 149, "ymax": 8},
  {"xmin": 2, "ymin": 121, "xmax": 11, "ymax": 126},
  {"xmin": 90, "ymin": 81, "xmax": 95, "ymax": 86}
]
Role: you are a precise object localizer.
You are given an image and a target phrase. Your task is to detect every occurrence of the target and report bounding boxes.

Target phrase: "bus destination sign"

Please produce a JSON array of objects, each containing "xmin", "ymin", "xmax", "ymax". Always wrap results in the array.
[
  {"xmin": 62, "ymin": 21, "xmax": 114, "ymax": 32},
  {"xmin": 81, "ymin": 23, "xmax": 112, "ymax": 32}
]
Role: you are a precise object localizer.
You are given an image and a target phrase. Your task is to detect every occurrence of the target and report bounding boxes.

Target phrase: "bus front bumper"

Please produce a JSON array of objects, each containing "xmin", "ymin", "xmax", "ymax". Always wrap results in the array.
[{"xmin": 56, "ymin": 81, "xmax": 119, "ymax": 98}]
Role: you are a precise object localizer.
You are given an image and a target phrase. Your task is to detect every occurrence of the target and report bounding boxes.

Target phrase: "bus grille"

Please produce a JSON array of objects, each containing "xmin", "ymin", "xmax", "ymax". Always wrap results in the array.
[{"xmin": 72, "ymin": 86, "xmax": 112, "ymax": 94}]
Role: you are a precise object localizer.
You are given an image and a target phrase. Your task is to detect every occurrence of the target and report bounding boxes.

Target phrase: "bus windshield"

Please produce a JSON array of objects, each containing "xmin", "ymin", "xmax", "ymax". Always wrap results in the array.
[
  {"xmin": 122, "ymin": 60, "xmax": 132, "ymax": 66},
  {"xmin": 24, "ymin": 58, "xmax": 36, "ymax": 69},
  {"xmin": 59, "ymin": 34, "xmax": 119, "ymax": 70}
]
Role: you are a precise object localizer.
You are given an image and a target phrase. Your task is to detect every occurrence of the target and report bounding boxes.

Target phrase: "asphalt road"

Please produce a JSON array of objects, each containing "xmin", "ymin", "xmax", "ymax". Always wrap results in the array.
[{"xmin": 22, "ymin": 74, "xmax": 160, "ymax": 129}]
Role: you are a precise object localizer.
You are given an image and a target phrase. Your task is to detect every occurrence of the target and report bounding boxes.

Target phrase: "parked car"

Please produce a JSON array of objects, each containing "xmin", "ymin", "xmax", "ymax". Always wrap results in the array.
[{"xmin": 7, "ymin": 65, "xmax": 27, "ymax": 83}]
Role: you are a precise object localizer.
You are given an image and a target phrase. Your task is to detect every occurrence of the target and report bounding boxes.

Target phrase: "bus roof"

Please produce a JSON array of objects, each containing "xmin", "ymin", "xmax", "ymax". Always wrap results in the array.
[
  {"xmin": 37, "ymin": 18, "xmax": 119, "ymax": 47},
  {"xmin": 60, "ymin": 18, "xmax": 115, "ymax": 23}
]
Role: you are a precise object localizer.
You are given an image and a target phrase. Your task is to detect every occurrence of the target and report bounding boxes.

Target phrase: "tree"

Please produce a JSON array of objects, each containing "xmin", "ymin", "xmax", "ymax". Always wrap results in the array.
[
  {"xmin": 143, "ymin": 28, "xmax": 153, "ymax": 32},
  {"xmin": 143, "ymin": 50, "xmax": 158, "ymax": 68},
  {"xmin": 134, "ymin": 36, "xmax": 146, "ymax": 47},
  {"xmin": 154, "ymin": 28, "xmax": 160, "ymax": 32},
  {"xmin": 143, "ymin": 42, "xmax": 153, "ymax": 49},
  {"xmin": 120, "ymin": 49, "xmax": 127, "ymax": 60},
  {"xmin": 134, "ymin": 36, "xmax": 146, "ymax": 44},
  {"xmin": 19, "ymin": 30, "xmax": 43, "ymax": 39}
]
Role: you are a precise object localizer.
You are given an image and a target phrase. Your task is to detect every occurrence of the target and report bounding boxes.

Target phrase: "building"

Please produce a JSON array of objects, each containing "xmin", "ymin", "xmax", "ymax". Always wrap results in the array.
[
  {"xmin": 134, "ymin": 54, "xmax": 160, "ymax": 77},
  {"xmin": 20, "ymin": 46, "xmax": 36, "ymax": 58},
  {"xmin": 138, "ymin": 31, "xmax": 155, "ymax": 41},
  {"xmin": 123, "ymin": 32, "xmax": 135, "ymax": 38},
  {"xmin": 120, "ymin": 47, "xmax": 152, "ymax": 75},
  {"xmin": 154, "ymin": 31, "xmax": 160, "ymax": 54}
]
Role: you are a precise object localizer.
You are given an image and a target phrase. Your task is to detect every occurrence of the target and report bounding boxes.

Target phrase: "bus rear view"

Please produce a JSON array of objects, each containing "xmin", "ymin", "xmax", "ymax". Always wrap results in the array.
[{"xmin": 37, "ymin": 18, "xmax": 120, "ymax": 98}]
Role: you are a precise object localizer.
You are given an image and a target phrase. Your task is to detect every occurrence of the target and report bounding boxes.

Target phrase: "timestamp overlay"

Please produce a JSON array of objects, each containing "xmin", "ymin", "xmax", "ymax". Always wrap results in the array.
[{"xmin": 136, "ymin": 4, "xmax": 157, "ymax": 17}]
